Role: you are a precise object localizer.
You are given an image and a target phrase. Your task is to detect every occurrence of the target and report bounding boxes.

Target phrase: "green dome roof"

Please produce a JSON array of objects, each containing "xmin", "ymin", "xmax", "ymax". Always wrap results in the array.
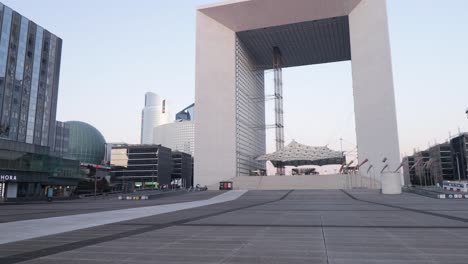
[{"xmin": 66, "ymin": 121, "xmax": 106, "ymax": 165}]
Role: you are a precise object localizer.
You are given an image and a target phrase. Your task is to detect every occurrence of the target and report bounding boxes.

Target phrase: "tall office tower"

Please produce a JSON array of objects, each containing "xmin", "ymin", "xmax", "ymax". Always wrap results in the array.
[
  {"xmin": 0, "ymin": 3, "xmax": 62, "ymax": 147},
  {"xmin": 0, "ymin": 2, "xmax": 82, "ymax": 200},
  {"xmin": 140, "ymin": 92, "xmax": 170, "ymax": 144},
  {"xmin": 175, "ymin": 103, "xmax": 195, "ymax": 121}
]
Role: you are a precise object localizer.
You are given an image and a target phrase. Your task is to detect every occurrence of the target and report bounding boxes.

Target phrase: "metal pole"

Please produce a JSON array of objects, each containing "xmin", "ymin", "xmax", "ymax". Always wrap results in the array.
[
  {"xmin": 122, "ymin": 175, "xmax": 125, "ymax": 193},
  {"xmin": 94, "ymin": 174, "xmax": 97, "ymax": 199},
  {"xmin": 359, "ymin": 168, "xmax": 363, "ymax": 188},
  {"xmin": 152, "ymin": 165, "xmax": 155, "ymax": 190}
]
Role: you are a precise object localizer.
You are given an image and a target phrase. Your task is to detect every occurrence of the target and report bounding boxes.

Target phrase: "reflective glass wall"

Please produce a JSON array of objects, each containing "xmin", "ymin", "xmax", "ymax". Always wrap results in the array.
[{"xmin": 0, "ymin": 3, "xmax": 62, "ymax": 148}]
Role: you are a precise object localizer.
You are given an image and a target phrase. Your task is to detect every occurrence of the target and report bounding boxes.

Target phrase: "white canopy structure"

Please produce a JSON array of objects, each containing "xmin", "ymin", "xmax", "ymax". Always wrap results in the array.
[{"xmin": 256, "ymin": 140, "xmax": 344, "ymax": 167}]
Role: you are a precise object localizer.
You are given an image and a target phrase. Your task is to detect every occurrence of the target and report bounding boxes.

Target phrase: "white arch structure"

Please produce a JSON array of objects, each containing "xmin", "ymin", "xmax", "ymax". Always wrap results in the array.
[{"xmin": 194, "ymin": 0, "xmax": 402, "ymax": 189}]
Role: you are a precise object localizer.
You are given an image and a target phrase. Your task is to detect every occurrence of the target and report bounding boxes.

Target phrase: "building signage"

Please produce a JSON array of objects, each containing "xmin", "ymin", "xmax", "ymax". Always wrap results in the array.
[{"xmin": 0, "ymin": 175, "xmax": 17, "ymax": 181}]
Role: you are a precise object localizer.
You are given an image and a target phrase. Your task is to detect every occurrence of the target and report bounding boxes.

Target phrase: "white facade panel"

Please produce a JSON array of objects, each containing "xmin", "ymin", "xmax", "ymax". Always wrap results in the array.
[
  {"xmin": 349, "ymin": 0, "xmax": 402, "ymax": 185},
  {"xmin": 153, "ymin": 121, "xmax": 195, "ymax": 155},
  {"xmin": 194, "ymin": 12, "xmax": 237, "ymax": 186}
]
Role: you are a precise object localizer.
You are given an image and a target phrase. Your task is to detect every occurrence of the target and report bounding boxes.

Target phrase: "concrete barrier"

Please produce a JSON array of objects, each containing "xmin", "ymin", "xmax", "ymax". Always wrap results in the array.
[
  {"xmin": 207, "ymin": 174, "xmax": 384, "ymax": 191},
  {"xmin": 381, "ymin": 172, "xmax": 402, "ymax": 194}
]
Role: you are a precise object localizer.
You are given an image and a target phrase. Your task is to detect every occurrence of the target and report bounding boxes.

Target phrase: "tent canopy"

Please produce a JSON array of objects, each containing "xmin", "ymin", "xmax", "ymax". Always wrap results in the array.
[{"xmin": 256, "ymin": 140, "xmax": 345, "ymax": 167}]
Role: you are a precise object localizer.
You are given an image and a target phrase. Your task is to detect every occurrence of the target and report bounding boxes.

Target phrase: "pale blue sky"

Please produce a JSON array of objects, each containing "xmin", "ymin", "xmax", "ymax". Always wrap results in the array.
[{"xmin": 4, "ymin": 0, "xmax": 468, "ymax": 157}]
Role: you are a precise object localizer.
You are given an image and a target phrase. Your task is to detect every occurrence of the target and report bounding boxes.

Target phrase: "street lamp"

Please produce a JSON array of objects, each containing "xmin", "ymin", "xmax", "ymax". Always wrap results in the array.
[{"xmin": 465, "ymin": 108, "xmax": 468, "ymax": 119}]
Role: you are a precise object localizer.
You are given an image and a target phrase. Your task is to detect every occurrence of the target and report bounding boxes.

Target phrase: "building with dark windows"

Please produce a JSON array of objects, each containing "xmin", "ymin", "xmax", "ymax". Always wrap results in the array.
[
  {"xmin": 110, "ymin": 144, "xmax": 172, "ymax": 191},
  {"xmin": 175, "ymin": 103, "xmax": 195, "ymax": 121},
  {"xmin": 172, "ymin": 151, "xmax": 193, "ymax": 188},
  {"xmin": 0, "ymin": 3, "xmax": 62, "ymax": 147},
  {"xmin": 403, "ymin": 137, "xmax": 467, "ymax": 186},
  {"xmin": 451, "ymin": 133, "xmax": 468, "ymax": 181},
  {"xmin": 66, "ymin": 121, "xmax": 106, "ymax": 165},
  {"xmin": 0, "ymin": 3, "xmax": 81, "ymax": 200},
  {"xmin": 428, "ymin": 143, "xmax": 454, "ymax": 184}
]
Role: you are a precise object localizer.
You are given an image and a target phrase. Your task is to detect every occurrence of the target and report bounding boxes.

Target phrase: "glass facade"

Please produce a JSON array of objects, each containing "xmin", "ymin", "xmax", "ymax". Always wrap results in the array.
[
  {"xmin": 10, "ymin": 16, "xmax": 29, "ymax": 141},
  {"xmin": 451, "ymin": 134, "xmax": 468, "ymax": 181},
  {"xmin": 175, "ymin": 103, "xmax": 195, "ymax": 121},
  {"xmin": 53, "ymin": 121, "xmax": 69, "ymax": 155},
  {"xmin": 41, "ymin": 35, "xmax": 57, "ymax": 146},
  {"xmin": 0, "ymin": 5, "xmax": 12, "ymax": 127},
  {"xmin": 0, "ymin": 4, "xmax": 62, "ymax": 147},
  {"xmin": 0, "ymin": 3, "xmax": 71, "ymax": 200},
  {"xmin": 235, "ymin": 37, "xmax": 266, "ymax": 176},
  {"xmin": 0, "ymin": 138, "xmax": 81, "ymax": 199},
  {"xmin": 66, "ymin": 121, "xmax": 106, "ymax": 165},
  {"xmin": 0, "ymin": 5, "xmax": 13, "ymax": 119},
  {"xmin": 26, "ymin": 26, "xmax": 43, "ymax": 144},
  {"xmin": 1, "ymin": 10, "xmax": 19, "ymax": 138}
]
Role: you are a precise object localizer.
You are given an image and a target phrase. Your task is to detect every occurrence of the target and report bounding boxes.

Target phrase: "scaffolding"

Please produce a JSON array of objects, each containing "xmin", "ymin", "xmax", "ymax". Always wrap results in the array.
[{"xmin": 273, "ymin": 47, "xmax": 285, "ymax": 175}]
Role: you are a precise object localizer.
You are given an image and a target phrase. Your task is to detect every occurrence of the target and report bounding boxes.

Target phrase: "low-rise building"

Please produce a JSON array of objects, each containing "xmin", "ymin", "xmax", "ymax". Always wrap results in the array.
[
  {"xmin": 110, "ymin": 144, "xmax": 172, "ymax": 191},
  {"xmin": 172, "ymin": 151, "xmax": 193, "ymax": 188},
  {"xmin": 451, "ymin": 133, "xmax": 468, "ymax": 181},
  {"xmin": 428, "ymin": 143, "xmax": 454, "ymax": 184},
  {"xmin": 404, "ymin": 135, "xmax": 467, "ymax": 186}
]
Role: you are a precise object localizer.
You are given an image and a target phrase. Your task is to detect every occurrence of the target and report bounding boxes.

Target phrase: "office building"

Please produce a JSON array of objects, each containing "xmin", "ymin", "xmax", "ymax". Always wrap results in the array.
[
  {"xmin": 0, "ymin": 3, "xmax": 81, "ymax": 200},
  {"xmin": 172, "ymin": 151, "xmax": 193, "ymax": 188},
  {"xmin": 141, "ymin": 92, "xmax": 171, "ymax": 144},
  {"xmin": 153, "ymin": 120, "xmax": 194, "ymax": 156},
  {"xmin": 451, "ymin": 133, "xmax": 468, "ymax": 181},
  {"xmin": 176, "ymin": 103, "xmax": 195, "ymax": 121},
  {"xmin": 0, "ymin": 3, "xmax": 62, "ymax": 147},
  {"xmin": 404, "ymin": 140, "xmax": 461, "ymax": 186},
  {"xmin": 104, "ymin": 142, "xmax": 126, "ymax": 166},
  {"xmin": 110, "ymin": 144, "xmax": 172, "ymax": 189},
  {"xmin": 428, "ymin": 143, "xmax": 454, "ymax": 183},
  {"xmin": 66, "ymin": 121, "xmax": 106, "ymax": 165}
]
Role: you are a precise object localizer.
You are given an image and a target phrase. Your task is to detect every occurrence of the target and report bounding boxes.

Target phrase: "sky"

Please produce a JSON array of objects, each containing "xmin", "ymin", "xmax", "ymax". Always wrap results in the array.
[{"xmin": 3, "ymin": 0, "xmax": 468, "ymax": 159}]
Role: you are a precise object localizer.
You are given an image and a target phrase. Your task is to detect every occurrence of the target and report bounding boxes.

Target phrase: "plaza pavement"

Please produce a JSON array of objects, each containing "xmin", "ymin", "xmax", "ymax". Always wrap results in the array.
[{"xmin": 1, "ymin": 189, "xmax": 468, "ymax": 263}]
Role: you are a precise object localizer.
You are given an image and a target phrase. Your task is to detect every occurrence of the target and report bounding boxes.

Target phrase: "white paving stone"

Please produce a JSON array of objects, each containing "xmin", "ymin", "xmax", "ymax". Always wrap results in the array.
[{"xmin": 0, "ymin": 190, "xmax": 247, "ymax": 245}]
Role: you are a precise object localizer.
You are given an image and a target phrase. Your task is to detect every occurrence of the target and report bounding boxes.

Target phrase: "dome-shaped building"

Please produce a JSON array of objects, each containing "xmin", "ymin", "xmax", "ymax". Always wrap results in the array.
[{"xmin": 66, "ymin": 121, "xmax": 106, "ymax": 165}]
